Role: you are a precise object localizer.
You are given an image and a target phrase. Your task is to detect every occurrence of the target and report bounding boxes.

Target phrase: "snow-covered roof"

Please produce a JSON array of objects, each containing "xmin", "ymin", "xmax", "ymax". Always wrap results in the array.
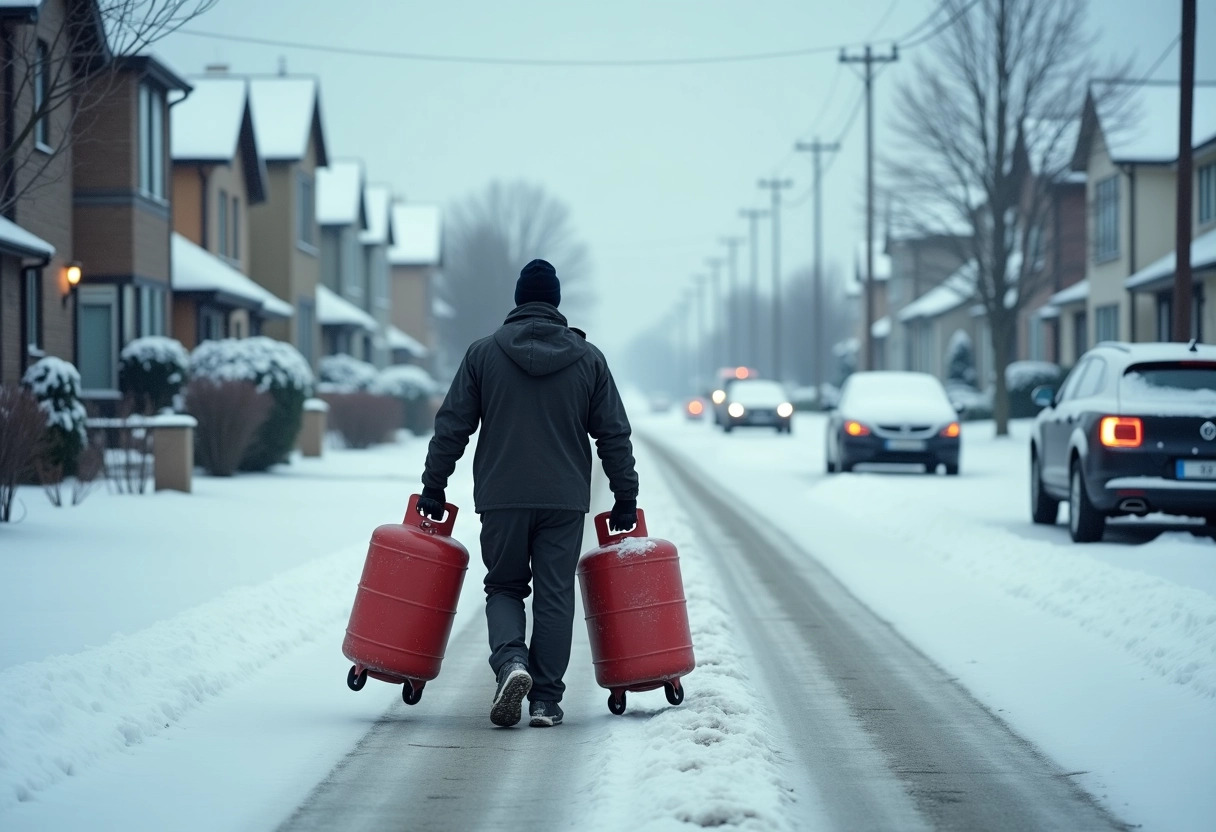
[
  {"xmin": 248, "ymin": 77, "xmax": 325, "ymax": 163},
  {"xmin": 897, "ymin": 262, "xmax": 976, "ymax": 322},
  {"xmin": 171, "ymin": 77, "xmax": 247, "ymax": 161},
  {"xmin": 316, "ymin": 284, "xmax": 376, "ymax": 331},
  {"xmin": 315, "ymin": 161, "xmax": 365, "ymax": 227},
  {"xmin": 432, "ymin": 296, "xmax": 456, "ymax": 319},
  {"xmin": 389, "ymin": 204, "xmax": 442, "ymax": 266},
  {"xmin": 0, "ymin": 215, "xmax": 54, "ymax": 259},
  {"xmin": 1049, "ymin": 279, "xmax": 1089, "ymax": 306},
  {"xmin": 1092, "ymin": 81, "xmax": 1216, "ymax": 164},
  {"xmin": 870, "ymin": 316, "xmax": 891, "ymax": 339},
  {"xmin": 1023, "ymin": 118, "xmax": 1081, "ymax": 176},
  {"xmin": 360, "ymin": 185, "xmax": 393, "ymax": 246},
  {"xmin": 386, "ymin": 325, "xmax": 428, "ymax": 357},
  {"xmin": 854, "ymin": 241, "xmax": 891, "ymax": 282},
  {"xmin": 171, "ymin": 233, "xmax": 292, "ymax": 318},
  {"xmin": 1126, "ymin": 227, "xmax": 1216, "ymax": 292}
]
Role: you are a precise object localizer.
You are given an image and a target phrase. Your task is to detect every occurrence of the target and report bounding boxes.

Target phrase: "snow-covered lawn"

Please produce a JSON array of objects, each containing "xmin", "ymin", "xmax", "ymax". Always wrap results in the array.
[{"xmin": 638, "ymin": 410, "xmax": 1216, "ymax": 832}]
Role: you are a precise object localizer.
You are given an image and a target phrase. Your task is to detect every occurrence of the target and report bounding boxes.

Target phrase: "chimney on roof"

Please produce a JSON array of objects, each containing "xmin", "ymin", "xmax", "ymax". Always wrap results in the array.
[{"xmin": 204, "ymin": 64, "xmax": 229, "ymax": 75}]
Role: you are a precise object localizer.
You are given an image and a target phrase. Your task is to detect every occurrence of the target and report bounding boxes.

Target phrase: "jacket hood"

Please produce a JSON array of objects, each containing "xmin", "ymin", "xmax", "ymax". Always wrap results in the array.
[{"xmin": 493, "ymin": 303, "xmax": 589, "ymax": 377}]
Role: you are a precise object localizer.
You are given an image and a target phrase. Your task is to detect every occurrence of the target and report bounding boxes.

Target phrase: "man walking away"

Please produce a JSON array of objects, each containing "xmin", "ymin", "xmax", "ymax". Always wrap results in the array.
[{"xmin": 417, "ymin": 259, "xmax": 639, "ymax": 728}]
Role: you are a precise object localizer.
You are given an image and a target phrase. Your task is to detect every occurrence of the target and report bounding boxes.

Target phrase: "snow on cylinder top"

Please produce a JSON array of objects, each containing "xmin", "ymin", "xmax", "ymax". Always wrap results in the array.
[{"xmin": 614, "ymin": 537, "xmax": 658, "ymax": 558}]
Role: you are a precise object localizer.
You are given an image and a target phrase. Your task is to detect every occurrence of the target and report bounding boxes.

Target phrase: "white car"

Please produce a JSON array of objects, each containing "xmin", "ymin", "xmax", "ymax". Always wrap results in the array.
[{"xmin": 722, "ymin": 379, "xmax": 794, "ymax": 434}]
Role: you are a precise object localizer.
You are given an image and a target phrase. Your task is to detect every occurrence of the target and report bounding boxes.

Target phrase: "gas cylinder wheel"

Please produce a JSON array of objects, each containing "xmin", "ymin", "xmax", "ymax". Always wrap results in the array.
[
  {"xmin": 664, "ymin": 681, "xmax": 685, "ymax": 706},
  {"xmin": 347, "ymin": 666, "xmax": 368, "ymax": 691},
  {"xmin": 402, "ymin": 680, "xmax": 423, "ymax": 705},
  {"xmin": 608, "ymin": 691, "xmax": 627, "ymax": 715}
]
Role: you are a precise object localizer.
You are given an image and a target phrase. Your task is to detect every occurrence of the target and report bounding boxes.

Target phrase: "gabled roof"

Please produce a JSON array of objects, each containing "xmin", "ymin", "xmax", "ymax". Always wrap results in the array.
[
  {"xmin": 316, "ymin": 285, "xmax": 376, "ymax": 331},
  {"xmin": 171, "ymin": 233, "xmax": 292, "ymax": 318},
  {"xmin": 389, "ymin": 204, "xmax": 442, "ymax": 266},
  {"xmin": 898, "ymin": 261, "xmax": 976, "ymax": 323},
  {"xmin": 316, "ymin": 161, "xmax": 366, "ymax": 227},
  {"xmin": 172, "ymin": 76, "xmax": 268, "ymax": 204},
  {"xmin": 0, "ymin": 215, "xmax": 54, "ymax": 260},
  {"xmin": 360, "ymin": 185, "xmax": 393, "ymax": 246},
  {"xmin": 1075, "ymin": 80, "xmax": 1216, "ymax": 168},
  {"xmin": 248, "ymin": 76, "xmax": 329, "ymax": 165}
]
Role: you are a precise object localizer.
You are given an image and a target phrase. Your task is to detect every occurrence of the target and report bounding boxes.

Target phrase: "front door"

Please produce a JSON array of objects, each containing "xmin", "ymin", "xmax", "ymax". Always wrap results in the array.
[{"xmin": 77, "ymin": 285, "xmax": 119, "ymax": 396}]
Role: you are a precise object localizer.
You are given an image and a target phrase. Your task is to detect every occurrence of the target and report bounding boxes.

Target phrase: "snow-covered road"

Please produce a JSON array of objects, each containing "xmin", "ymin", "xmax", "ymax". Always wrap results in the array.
[{"xmin": 2, "ymin": 412, "xmax": 1213, "ymax": 830}]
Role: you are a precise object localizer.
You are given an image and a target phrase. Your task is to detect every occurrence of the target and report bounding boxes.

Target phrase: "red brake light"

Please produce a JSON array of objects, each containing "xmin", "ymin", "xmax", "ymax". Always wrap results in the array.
[
  {"xmin": 687, "ymin": 400, "xmax": 703, "ymax": 415},
  {"xmin": 735, "ymin": 367, "xmax": 749, "ymax": 379},
  {"xmin": 845, "ymin": 420, "xmax": 870, "ymax": 437},
  {"xmin": 1100, "ymin": 416, "xmax": 1142, "ymax": 448},
  {"xmin": 940, "ymin": 422, "xmax": 961, "ymax": 438}
]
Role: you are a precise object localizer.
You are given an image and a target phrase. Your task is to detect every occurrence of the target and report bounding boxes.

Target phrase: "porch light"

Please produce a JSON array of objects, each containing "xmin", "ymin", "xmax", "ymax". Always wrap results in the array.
[{"xmin": 61, "ymin": 261, "xmax": 83, "ymax": 306}]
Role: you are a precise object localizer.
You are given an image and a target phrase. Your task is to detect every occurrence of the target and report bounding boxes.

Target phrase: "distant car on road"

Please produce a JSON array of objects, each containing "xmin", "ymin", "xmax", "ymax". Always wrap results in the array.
[
  {"xmin": 722, "ymin": 379, "xmax": 794, "ymax": 433},
  {"xmin": 825, "ymin": 371, "xmax": 961, "ymax": 474},
  {"xmin": 710, "ymin": 366, "xmax": 760, "ymax": 425},
  {"xmin": 684, "ymin": 397, "xmax": 707, "ymax": 420},
  {"xmin": 1029, "ymin": 341, "xmax": 1216, "ymax": 542}
]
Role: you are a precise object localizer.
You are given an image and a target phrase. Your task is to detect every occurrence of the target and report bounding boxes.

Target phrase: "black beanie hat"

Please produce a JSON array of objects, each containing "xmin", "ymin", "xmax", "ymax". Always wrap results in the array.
[{"xmin": 515, "ymin": 259, "xmax": 560, "ymax": 307}]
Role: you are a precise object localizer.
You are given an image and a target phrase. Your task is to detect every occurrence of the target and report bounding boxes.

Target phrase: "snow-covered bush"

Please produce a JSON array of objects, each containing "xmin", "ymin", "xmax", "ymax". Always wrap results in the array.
[
  {"xmin": 321, "ymin": 392, "xmax": 404, "ymax": 449},
  {"xmin": 21, "ymin": 357, "xmax": 87, "ymax": 476},
  {"xmin": 372, "ymin": 364, "xmax": 440, "ymax": 435},
  {"xmin": 119, "ymin": 336, "xmax": 189, "ymax": 413},
  {"xmin": 190, "ymin": 337, "xmax": 314, "ymax": 471},
  {"xmin": 945, "ymin": 329, "xmax": 977, "ymax": 386},
  {"xmin": 185, "ymin": 380, "xmax": 272, "ymax": 477},
  {"xmin": 0, "ymin": 385, "xmax": 44, "ymax": 521},
  {"xmin": 318, "ymin": 354, "xmax": 378, "ymax": 393},
  {"xmin": 1005, "ymin": 360, "xmax": 1063, "ymax": 418}
]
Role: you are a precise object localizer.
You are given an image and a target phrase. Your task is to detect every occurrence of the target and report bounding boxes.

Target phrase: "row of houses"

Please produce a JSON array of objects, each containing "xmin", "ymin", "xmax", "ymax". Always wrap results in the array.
[
  {"xmin": 852, "ymin": 78, "xmax": 1216, "ymax": 383},
  {"xmin": 0, "ymin": 0, "xmax": 445, "ymax": 403}
]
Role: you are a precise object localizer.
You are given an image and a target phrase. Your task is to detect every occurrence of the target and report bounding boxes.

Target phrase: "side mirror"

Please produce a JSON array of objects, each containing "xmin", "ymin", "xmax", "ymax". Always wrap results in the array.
[{"xmin": 1031, "ymin": 385, "xmax": 1055, "ymax": 408}]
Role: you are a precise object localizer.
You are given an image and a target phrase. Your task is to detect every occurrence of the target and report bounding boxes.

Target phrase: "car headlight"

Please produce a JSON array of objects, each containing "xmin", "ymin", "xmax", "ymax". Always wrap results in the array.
[
  {"xmin": 727, "ymin": 402, "xmax": 745, "ymax": 418},
  {"xmin": 776, "ymin": 402, "xmax": 794, "ymax": 418},
  {"xmin": 711, "ymin": 389, "xmax": 727, "ymax": 404}
]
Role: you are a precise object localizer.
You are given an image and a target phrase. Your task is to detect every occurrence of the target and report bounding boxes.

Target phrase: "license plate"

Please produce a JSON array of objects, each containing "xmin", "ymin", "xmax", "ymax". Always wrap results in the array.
[
  {"xmin": 885, "ymin": 439, "xmax": 926, "ymax": 452},
  {"xmin": 1176, "ymin": 460, "xmax": 1216, "ymax": 480}
]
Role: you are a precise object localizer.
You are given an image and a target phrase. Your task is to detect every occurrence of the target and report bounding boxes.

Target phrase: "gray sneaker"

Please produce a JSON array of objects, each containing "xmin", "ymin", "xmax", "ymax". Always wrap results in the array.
[
  {"xmin": 490, "ymin": 662, "xmax": 532, "ymax": 727},
  {"xmin": 529, "ymin": 700, "xmax": 563, "ymax": 727}
]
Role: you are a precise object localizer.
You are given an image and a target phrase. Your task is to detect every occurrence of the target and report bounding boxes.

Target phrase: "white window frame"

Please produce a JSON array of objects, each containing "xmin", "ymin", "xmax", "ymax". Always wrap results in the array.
[
  {"xmin": 217, "ymin": 187, "xmax": 229, "ymax": 257},
  {"xmin": 1094, "ymin": 176, "xmax": 1120, "ymax": 262},
  {"xmin": 297, "ymin": 173, "xmax": 316, "ymax": 249},
  {"xmin": 76, "ymin": 285, "xmax": 120, "ymax": 396},
  {"xmin": 23, "ymin": 267, "xmax": 42, "ymax": 355},
  {"xmin": 138, "ymin": 83, "xmax": 166, "ymax": 200},
  {"xmin": 1199, "ymin": 162, "xmax": 1216, "ymax": 225},
  {"xmin": 1095, "ymin": 303, "xmax": 1119, "ymax": 343}
]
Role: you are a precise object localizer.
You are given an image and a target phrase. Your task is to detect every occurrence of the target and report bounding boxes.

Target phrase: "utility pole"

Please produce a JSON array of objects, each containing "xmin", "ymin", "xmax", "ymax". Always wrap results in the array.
[
  {"xmin": 720, "ymin": 236, "xmax": 744, "ymax": 364},
  {"xmin": 705, "ymin": 256, "xmax": 724, "ymax": 372},
  {"xmin": 795, "ymin": 137, "xmax": 840, "ymax": 394},
  {"xmin": 1174, "ymin": 0, "xmax": 1195, "ymax": 341},
  {"xmin": 739, "ymin": 208, "xmax": 768, "ymax": 369},
  {"xmin": 694, "ymin": 275, "xmax": 708, "ymax": 389},
  {"xmin": 758, "ymin": 179, "xmax": 794, "ymax": 381},
  {"xmin": 840, "ymin": 43, "xmax": 898, "ymax": 370}
]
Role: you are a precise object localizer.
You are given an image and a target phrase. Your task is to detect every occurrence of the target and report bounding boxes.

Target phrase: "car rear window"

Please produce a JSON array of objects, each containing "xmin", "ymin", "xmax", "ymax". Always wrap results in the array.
[
  {"xmin": 1121, "ymin": 362, "xmax": 1216, "ymax": 404},
  {"xmin": 729, "ymin": 380, "xmax": 786, "ymax": 404}
]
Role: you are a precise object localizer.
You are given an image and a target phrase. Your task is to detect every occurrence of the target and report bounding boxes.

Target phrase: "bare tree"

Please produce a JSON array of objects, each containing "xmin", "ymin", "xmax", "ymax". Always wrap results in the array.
[
  {"xmin": 886, "ymin": 0, "xmax": 1128, "ymax": 435},
  {"xmin": 1, "ymin": 1, "xmax": 218, "ymax": 214},
  {"xmin": 438, "ymin": 181, "xmax": 592, "ymax": 356}
]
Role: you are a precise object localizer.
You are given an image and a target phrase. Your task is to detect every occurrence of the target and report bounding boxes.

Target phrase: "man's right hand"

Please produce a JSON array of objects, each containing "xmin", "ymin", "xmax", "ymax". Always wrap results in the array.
[
  {"xmin": 608, "ymin": 499, "xmax": 638, "ymax": 533},
  {"xmin": 417, "ymin": 486, "xmax": 446, "ymax": 521}
]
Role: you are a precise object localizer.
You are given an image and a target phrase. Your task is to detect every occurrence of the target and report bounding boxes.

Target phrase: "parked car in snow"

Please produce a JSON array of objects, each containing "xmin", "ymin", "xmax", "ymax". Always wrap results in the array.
[
  {"xmin": 825, "ymin": 371, "xmax": 961, "ymax": 474},
  {"xmin": 1029, "ymin": 341, "xmax": 1216, "ymax": 542},
  {"xmin": 722, "ymin": 379, "xmax": 794, "ymax": 433}
]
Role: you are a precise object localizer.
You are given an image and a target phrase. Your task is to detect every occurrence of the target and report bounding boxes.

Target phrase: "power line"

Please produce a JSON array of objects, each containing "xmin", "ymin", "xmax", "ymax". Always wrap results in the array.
[{"xmin": 901, "ymin": 0, "xmax": 981, "ymax": 49}]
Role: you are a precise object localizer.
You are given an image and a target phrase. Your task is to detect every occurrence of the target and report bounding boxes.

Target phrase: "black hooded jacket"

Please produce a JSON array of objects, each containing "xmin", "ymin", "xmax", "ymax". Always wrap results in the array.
[{"xmin": 422, "ymin": 303, "xmax": 638, "ymax": 513}]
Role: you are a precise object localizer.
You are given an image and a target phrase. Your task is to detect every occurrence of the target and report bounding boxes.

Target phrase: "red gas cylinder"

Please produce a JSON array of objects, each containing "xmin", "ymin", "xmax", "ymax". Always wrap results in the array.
[
  {"xmin": 577, "ymin": 509, "xmax": 695, "ymax": 715},
  {"xmin": 342, "ymin": 494, "xmax": 469, "ymax": 705}
]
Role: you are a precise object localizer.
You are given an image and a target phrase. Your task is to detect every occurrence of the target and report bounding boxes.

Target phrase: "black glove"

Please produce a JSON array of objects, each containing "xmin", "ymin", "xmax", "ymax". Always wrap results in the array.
[
  {"xmin": 416, "ymin": 486, "xmax": 446, "ymax": 521},
  {"xmin": 608, "ymin": 499, "xmax": 638, "ymax": 533}
]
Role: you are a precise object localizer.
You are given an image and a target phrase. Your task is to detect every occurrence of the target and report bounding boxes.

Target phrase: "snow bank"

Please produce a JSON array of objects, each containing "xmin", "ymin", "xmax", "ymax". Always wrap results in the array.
[
  {"xmin": 585, "ymin": 461, "xmax": 797, "ymax": 831},
  {"xmin": 0, "ymin": 545, "xmax": 364, "ymax": 809}
]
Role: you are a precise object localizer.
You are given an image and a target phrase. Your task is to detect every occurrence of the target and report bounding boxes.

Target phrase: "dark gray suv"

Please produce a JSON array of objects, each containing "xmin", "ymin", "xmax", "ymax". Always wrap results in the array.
[{"xmin": 1029, "ymin": 341, "xmax": 1216, "ymax": 542}]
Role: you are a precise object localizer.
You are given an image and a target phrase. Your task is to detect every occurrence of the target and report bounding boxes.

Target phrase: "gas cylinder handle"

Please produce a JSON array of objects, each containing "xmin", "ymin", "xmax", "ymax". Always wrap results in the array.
[
  {"xmin": 593, "ymin": 508, "xmax": 647, "ymax": 546},
  {"xmin": 405, "ymin": 493, "xmax": 459, "ymax": 537}
]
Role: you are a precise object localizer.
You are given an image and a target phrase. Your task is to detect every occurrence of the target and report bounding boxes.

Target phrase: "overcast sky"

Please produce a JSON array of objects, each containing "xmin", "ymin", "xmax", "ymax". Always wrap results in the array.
[{"xmin": 159, "ymin": 0, "xmax": 1215, "ymax": 360}]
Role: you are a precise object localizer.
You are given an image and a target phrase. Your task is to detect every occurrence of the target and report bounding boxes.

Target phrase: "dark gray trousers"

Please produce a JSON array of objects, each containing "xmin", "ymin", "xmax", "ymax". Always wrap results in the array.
[{"xmin": 479, "ymin": 509, "xmax": 585, "ymax": 702}]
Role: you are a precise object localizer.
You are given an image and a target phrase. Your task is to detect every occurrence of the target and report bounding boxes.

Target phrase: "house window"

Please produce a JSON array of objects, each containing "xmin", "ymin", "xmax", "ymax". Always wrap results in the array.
[
  {"xmin": 297, "ymin": 173, "xmax": 315, "ymax": 247},
  {"xmin": 138, "ymin": 84, "xmax": 166, "ymax": 199},
  {"xmin": 34, "ymin": 40, "xmax": 50, "ymax": 148},
  {"xmin": 297, "ymin": 298, "xmax": 315, "ymax": 365},
  {"xmin": 217, "ymin": 188, "xmax": 229, "ymax": 256},
  {"xmin": 198, "ymin": 306, "xmax": 226, "ymax": 342},
  {"xmin": 1094, "ymin": 176, "xmax": 1119, "ymax": 262},
  {"xmin": 1073, "ymin": 310, "xmax": 1088, "ymax": 363},
  {"xmin": 1026, "ymin": 222, "xmax": 1046, "ymax": 272},
  {"xmin": 1200, "ymin": 162, "xmax": 1216, "ymax": 225},
  {"xmin": 1095, "ymin": 303, "xmax": 1119, "ymax": 343},
  {"xmin": 231, "ymin": 196, "xmax": 240, "ymax": 260},
  {"xmin": 1156, "ymin": 292, "xmax": 1172, "ymax": 342},
  {"xmin": 23, "ymin": 268, "xmax": 42, "ymax": 355},
  {"xmin": 139, "ymin": 286, "xmax": 165, "ymax": 337}
]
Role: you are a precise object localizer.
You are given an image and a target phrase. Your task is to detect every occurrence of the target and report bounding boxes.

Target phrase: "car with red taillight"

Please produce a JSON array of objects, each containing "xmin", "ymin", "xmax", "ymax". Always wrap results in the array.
[
  {"xmin": 1029, "ymin": 341, "xmax": 1216, "ymax": 542},
  {"xmin": 824, "ymin": 371, "xmax": 962, "ymax": 475}
]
